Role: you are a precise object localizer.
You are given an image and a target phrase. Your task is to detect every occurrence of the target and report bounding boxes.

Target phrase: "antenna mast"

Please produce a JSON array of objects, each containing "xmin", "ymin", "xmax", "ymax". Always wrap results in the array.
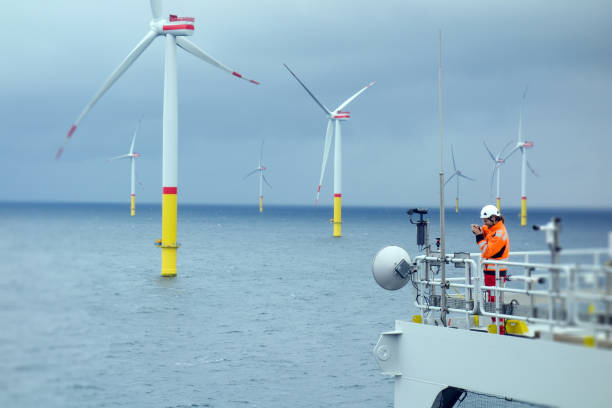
[{"xmin": 438, "ymin": 30, "xmax": 447, "ymax": 325}]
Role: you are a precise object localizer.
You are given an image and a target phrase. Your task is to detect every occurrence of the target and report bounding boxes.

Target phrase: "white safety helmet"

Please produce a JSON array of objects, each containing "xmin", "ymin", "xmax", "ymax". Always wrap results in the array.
[{"xmin": 480, "ymin": 204, "xmax": 500, "ymax": 219}]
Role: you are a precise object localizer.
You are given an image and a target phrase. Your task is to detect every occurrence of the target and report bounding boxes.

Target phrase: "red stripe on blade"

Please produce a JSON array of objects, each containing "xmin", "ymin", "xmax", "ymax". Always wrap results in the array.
[
  {"xmin": 232, "ymin": 72, "xmax": 243, "ymax": 78},
  {"xmin": 55, "ymin": 147, "xmax": 64, "ymax": 160},
  {"xmin": 249, "ymin": 80, "xmax": 260, "ymax": 85},
  {"xmin": 67, "ymin": 125, "xmax": 77, "ymax": 139},
  {"xmin": 163, "ymin": 187, "xmax": 177, "ymax": 194}
]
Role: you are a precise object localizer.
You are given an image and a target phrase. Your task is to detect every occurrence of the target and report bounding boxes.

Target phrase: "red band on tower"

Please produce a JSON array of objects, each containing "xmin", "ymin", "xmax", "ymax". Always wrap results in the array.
[
  {"xmin": 334, "ymin": 193, "xmax": 342, "ymax": 197},
  {"xmin": 163, "ymin": 187, "xmax": 177, "ymax": 194}
]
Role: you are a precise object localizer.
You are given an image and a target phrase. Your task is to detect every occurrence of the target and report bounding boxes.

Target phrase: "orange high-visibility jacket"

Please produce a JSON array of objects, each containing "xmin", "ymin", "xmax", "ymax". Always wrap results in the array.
[{"xmin": 476, "ymin": 220, "xmax": 510, "ymax": 273}]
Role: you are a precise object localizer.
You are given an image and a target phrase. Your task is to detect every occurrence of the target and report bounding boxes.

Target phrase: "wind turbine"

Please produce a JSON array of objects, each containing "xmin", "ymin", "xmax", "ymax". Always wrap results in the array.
[
  {"xmin": 484, "ymin": 140, "xmax": 514, "ymax": 212},
  {"xmin": 445, "ymin": 145, "xmax": 475, "ymax": 213},
  {"xmin": 56, "ymin": 1, "xmax": 259, "ymax": 277},
  {"xmin": 504, "ymin": 86, "xmax": 537, "ymax": 226},
  {"xmin": 284, "ymin": 64, "xmax": 374, "ymax": 237},
  {"xmin": 108, "ymin": 118, "xmax": 143, "ymax": 216},
  {"xmin": 243, "ymin": 140, "xmax": 271, "ymax": 213}
]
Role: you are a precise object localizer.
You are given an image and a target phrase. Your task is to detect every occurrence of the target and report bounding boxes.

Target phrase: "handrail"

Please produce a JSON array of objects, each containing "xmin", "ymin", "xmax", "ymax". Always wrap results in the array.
[{"xmin": 410, "ymin": 248, "xmax": 612, "ymax": 341}]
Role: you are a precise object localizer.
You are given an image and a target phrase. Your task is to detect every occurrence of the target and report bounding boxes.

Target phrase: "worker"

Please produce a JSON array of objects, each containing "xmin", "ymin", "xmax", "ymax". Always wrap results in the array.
[{"xmin": 471, "ymin": 204, "xmax": 510, "ymax": 333}]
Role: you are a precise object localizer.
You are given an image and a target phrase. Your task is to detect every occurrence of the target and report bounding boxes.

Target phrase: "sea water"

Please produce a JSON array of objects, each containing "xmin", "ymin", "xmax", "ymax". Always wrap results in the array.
[{"xmin": 1, "ymin": 203, "xmax": 611, "ymax": 407}]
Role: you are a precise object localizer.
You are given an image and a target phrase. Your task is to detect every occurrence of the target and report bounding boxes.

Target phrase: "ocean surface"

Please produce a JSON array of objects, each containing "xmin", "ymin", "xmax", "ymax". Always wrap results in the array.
[{"xmin": 1, "ymin": 202, "xmax": 611, "ymax": 408}]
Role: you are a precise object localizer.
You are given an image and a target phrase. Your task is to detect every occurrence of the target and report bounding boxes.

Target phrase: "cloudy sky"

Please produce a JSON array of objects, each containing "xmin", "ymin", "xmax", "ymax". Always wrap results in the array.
[{"xmin": 2, "ymin": 0, "xmax": 611, "ymax": 208}]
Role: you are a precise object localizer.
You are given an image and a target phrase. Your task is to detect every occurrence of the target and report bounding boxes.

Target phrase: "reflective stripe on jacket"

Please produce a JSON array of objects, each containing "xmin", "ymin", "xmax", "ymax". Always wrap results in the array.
[{"xmin": 475, "ymin": 221, "xmax": 509, "ymax": 272}]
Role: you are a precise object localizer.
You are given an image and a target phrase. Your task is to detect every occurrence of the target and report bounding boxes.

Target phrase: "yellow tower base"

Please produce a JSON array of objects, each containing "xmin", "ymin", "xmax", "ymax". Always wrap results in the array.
[
  {"xmin": 161, "ymin": 187, "xmax": 178, "ymax": 277},
  {"xmin": 130, "ymin": 194, "xmax": 135, "ymax": 216},
  {"xmin": 333, "ymin": 194, "xmax": 342, "ymax": 237},
  {"xmin": 455, "ymin": 198, "xmax": 458, "ymax": 213},
  {"xmin": 496, "ymin": 197, "xmax": 501, "ymax": 212},
  {"xmin": 259, "ymin": 196, "xmax": 263, "ymax": 213},
  {"xmin": 521, "ymin": 196, "xmax": 527, "ymax": 226}
]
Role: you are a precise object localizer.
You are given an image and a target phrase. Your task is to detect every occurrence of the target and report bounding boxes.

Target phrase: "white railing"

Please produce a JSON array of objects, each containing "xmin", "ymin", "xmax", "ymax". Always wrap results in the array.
[{"xmin": 410, "ymin": 248, "xmax": 612, "ymax": 343}]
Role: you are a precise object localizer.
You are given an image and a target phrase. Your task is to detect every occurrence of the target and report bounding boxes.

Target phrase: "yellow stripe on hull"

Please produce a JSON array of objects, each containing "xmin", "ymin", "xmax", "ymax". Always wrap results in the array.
[
  {"xmin": 521, "ymin": 197, "xmax": 527, "ymax": 226},
  {"xmin": 131, "ymin": 194, "xmax": 135, "ymax": 216},
  {"xmin": 259, "ymin": 196, "xmax": 263, "ymax": 213},
  {"xmin": 333, "ymin": 195, "xmax": 342, "ymax": 237},
  {"xmin": 161, "ymin": 190, "xmax": 177, "ymax": 277}
]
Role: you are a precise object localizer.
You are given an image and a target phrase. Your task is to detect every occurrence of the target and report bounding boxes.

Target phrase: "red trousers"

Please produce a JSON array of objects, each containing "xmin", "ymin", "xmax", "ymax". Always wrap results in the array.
[{"xmin": 485, "ymin": 273, "xmax": 507, "ymax": 334}]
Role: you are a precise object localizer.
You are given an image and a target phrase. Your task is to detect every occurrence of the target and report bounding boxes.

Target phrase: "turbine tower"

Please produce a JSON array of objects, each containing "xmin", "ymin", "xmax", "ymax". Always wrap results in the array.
[
  {"xmin": 484, "ymin": 140, "xmax": 514, "ymax": 212},
  {"xmin": 243, "ymin": 140, "xmax": 271, "ymax": 213},
  {"xmin": 505, "ymin": 86, "xmax": 537, "ymax": 226},
  {"xmin": 284, "ymin": 64, "xmax": 374, "ymax": 237},
  {"xmin": 445, "ymin": 145, "xmax": 475, "ymax": 213},
  {"xmin": 108, "ymin": 118, "xmax": 143, "ymax": 216},
  {"xmin": 56, "ymin": 0, "xmax": 259, "ymax": 277}
]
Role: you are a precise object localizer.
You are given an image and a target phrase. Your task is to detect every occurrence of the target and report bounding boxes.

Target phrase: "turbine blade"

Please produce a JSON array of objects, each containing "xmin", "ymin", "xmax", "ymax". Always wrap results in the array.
[
  {"xmin": 483, "ymin": 141, "xmax": 496, "ymax": 162},
  {"xmin": 504, "ymin": 145, "xmax": 521, "ymax": 161},
  {"xmin": 243, "ymin": 169, "xmax": 259, "ymax": 180},
  {"xmin": 333, "ymin": 81, "xmax": 376, "ymax": 112},
  {"xmin": 526, "ymin": 160, "xmax": 539, "ymax": 177},
  {"xmin": 262, "ymin": 173, "xmax": 272, "ymax": 189},
  {"xmin": 489, "ymin": 167, "xmax": 497, "ymax": 198},
  {"xmin": 283, "ymin": 64, "xmax": 331, "ymax": 115},
  {"xmin": 444, "ymin": 173, "xmax": 456, "ymax": 185},
  {"xmin": 176, "ymin": 37, "xmax": 259, "ymax": 85},
  {"xmin": 518, "ymin": 85, "xmax": 528, "ymax": 143},
  {"xmin": 108, "ymin": 154, "xmax": 131, "ymax": 162},
  {"xmin": 150, "ymin": 0, "xmax": 162, "ymax": 20},
  {"xmin": 260, "ymin": 139, "xmax": 265, "ymax": 163},
  {"xmin": 316, "ymin": 120, "xmax": 334, "ymax": 202},
  {"xmin": 451, "ymin": 145, "xmax": 457, "ymax": 171},
  {"xmin": 129, "ymin": 117, "xmax": 142, "ymax": 155},
  {"xmin": 499, "ymin": 140, "xmax": 514, "ymax": 159},
  {"xmin": 57, "ymin": 30, "xmax": 158, "ymax": 159},
  {"xmin": 458, "ymin": 174, "xmax": 475, "ymax": 181}
]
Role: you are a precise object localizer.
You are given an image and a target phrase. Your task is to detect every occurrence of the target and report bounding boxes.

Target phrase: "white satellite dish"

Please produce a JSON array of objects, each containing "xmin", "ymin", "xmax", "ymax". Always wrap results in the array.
[{"xmin": 372, "ymin": 246, "xmax": 413, "ymax": 290}]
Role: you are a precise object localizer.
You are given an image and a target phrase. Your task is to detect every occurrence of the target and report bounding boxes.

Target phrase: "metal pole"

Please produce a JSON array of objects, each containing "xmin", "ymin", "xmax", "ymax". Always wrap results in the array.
[{"xmin": 438, "ymin": 30, "xmax": 447, "ymax": 325}]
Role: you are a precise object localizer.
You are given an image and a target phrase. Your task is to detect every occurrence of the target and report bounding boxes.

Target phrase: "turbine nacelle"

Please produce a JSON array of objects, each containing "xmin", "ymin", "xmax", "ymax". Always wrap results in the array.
[
  {"xmin": 150, "ymin": 14, "xmax": 195, "ymax": 36},
  {"xmin": 132, "ymin": 152, "xmax": 141, "ymax": 158},
  {"xmin": 332, "ymin": 111, "xmax": 350, "ymax": 120},
  {"xmin": 522, "ymin": 141, "xmax": 534, "ymax": 148}
]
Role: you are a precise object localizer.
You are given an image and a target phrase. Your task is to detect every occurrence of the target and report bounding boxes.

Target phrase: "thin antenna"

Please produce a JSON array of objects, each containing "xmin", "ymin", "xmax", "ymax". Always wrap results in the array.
[{"xmin": 438, "ymin": 30, "xmax": 447, "ymax": 326}]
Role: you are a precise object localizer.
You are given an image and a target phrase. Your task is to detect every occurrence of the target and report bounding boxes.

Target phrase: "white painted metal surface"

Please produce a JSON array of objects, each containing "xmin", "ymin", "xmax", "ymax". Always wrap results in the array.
[{"xmin": 375, "ymin": 320, "xmax": 612, "ymax": 408}]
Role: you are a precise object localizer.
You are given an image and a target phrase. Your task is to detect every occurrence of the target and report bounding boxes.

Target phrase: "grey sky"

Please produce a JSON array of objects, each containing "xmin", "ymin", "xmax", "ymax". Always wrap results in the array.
[{"xmin": 2, "ymin": 0, "xmax": 611, "ymax": 208}]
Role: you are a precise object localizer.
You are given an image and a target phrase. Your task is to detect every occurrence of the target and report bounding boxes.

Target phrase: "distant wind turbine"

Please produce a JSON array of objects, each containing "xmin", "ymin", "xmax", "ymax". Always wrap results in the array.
[
  {"xmin": 504, "ymin": 86, "xmax": 538, "ymax": 226},
  {"xmin": 284, "ymin": 64, "xmax": 375, "ymax": 237},
  {"xmin": 56, "ymin": 0, "xmax": 259, "ymax": 277},
  {"xmin": 243, "ymin": 140, "xmax": 271, "ymax": 213},
  {"xmin": 484, "ymin": 140, "xmax": 514, "ymax": 212},
  {"xmin": 108, "ymin": 118, "xmax": 143, "ymax": 216},
  {"xmin": 445, "ymin": 145, "xmax": 475, "ymax": 213}
]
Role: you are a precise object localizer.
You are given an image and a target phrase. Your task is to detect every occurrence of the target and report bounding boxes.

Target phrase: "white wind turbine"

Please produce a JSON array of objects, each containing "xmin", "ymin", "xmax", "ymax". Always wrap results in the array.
[
  {"xmin": 108, "ymin": 118, "xmax": 143, "ymax": 217},
  {"xmin": 484, "ymin": 140, "xmax": 514, "ymax": 212},
  {"xmin": 284, "ymin": 64, "xmax": 375, "ymax": 237},
  {"xmin": 445, "ymin": 145, "xmax": 475, "ymax": 213},
  {"xmin": 243, "ymin": 140, "xmax": 271, "ymax": 213},
  {"xmin": 504, "ymin": 86, "xmax": 538, "ymax": 226},
  {"xmin": 56, "ymin": 0, "xmax": 258, "ymax": 277}
]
